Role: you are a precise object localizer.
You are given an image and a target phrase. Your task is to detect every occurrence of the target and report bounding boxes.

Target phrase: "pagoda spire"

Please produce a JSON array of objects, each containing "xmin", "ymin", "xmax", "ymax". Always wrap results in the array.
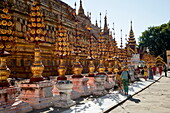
[
  {"xmin": 129, "ymin": 21, "xmax": 134, "ymax": 38},
  {"xmin": 128, "ymin": 21, "xmax": 137, "ymax": 53},
  {"xmin": 78, "ymin": 0, "xmax": 85, "ymax": 17},
  {"xmin": 96, "ymin": 20, "xmax": 98, "ymax": 27},
  {"xmin": 120, "ymin": 29, "xmax": 123, "ymax": 48},
  {"xmin": 112, "ymin": 22, "xmax": 115, "ymax": 40},
  {"xmin": 103, "ymin": 10, "xmax": 109, "ymax": 34}
]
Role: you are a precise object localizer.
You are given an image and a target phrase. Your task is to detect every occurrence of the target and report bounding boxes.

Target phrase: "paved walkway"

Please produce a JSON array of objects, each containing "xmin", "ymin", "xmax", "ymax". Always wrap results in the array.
[
  {"xmin": 109, "ymin": 72, "xmax": 170, "ymax": 113},
  {"xmin": 30, "ymin": 73, "xmax": 162, "ymax": 113}
]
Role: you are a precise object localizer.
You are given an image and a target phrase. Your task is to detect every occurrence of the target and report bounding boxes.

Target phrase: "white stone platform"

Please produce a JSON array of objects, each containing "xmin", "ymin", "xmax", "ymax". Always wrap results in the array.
[
  {"xmin": 60, "ymin": 75, "xmax": 161, "ymax": 113},
  {"xmin": 29, "ymin": 74, "xmax": 162, "ymax": 113}
]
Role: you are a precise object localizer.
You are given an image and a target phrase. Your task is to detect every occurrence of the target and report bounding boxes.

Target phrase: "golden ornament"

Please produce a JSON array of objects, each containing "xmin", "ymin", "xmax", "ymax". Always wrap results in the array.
[
  {"xmin": 63, "ymin": 52, "xmax": 67, "ymax": 55},
  {"xmin": 36, "ymin": 6, "xmax": 40, "ymax": 10},
  {"xmin": 35, "ymin": 37, "xmax": 39, "ymax": 41},
  {"xmin": 59, "ymin": 47, "xmax": 62, "ymax": 50},
  {"xmin": 2, "ymin": 8, "xmax": 8, "ymax": 13},
  {"xmin": 37, "ymin": 12, "xmax": 41, "ymax": 16},
  {"xmin": 63, "ymin": 42, "xmax": 66, "ymax": 46},
  {"xmin": 31, "ymin": 29, "xmax": 35, "ymax": 34},
  {"xmin": 27, "ymin": 24, "xmax": 31, "ymax": 27},
  {"xmin": 9, "ymin": 36, "xmax": 13, "ymax": 41},
  {"xmin": 1, "ymin": 29, "xmax": 7, "ymax": 34},
  {"xmin": 6, "ymin": 15, "xmax": 11, "ymax": 19},
  {"xmin": 58, "ymin": 38, "xmax": 62, "ymax": 41},
  {"xmin": 41, "ymin": 24, "xmax": 45, "ymax": 27},
  {"xmin": 32, "ymin": 12, "xmax": 36, "ymax": 16},
  {"xmin": 33, "ymin": 1, "xmax": 37, "ymax": 5},
  {"xmin": 6, "ymin": 44, "xmax": 11, "ymax": 48},
  {"xmin": 2, "ymin": 36, "xmax": 8, "ymax": 40},
  {"xmin": 37, "ymin": 18, "xmax": 41, "ymax": 22},
  {"xmin": 8, "ymin": 21, "xmax": 13, "ymax": 26},
  {"xmin": 7, "ymin": 29, "xmax": 12, "ymax": 34},
  {"xmin": 64, "ymin": 33, "xmax": 67, "ymax": 37},
  {"xmin": 31, "ymin": 7, "xmax": 36, "ymax": 10},
  {"xmin": 32, "ymin": 23, "xmax": 36, "ymax": 27},
  {"xmin": 59, "ymin": 33, "xmax": 63, "ymax": 37},
  {"xmin": 41, "ymin": 36, "xmax": 45, "ymax": 40},
  {"xmin": 2, "ymin": 20, "xmax": 7, "ymax": 26},
  {"xmin": 37, "ymin": 23, "xmax": 41, "ymax": 27},
  {"xmin": 63, "ymin": 38, "xmax": 66, "ymax": 41},
  {"xmin": 31, "ymin": 18, "xmax": 35, "ymax": 22},
  {"xmin": 59, "ymin": 42, "xmax": 62, "ymax": 45},
  {"xmin": 0, "ymin": 44, "xmax": 4, "ymax": 48},
  {"xmin": 30, "ymin": 37, "xmax": 34, "ymax": 41},
  {"xmin": 43, "ymin": 30, "xmax": 47, "ymax": 35},
  {"xmin": 1, "ymin": 14, "xmax": 6, "ymax": 18},
  {"xmin": 36, "ymin": 29, "xmax": 42, "ymax": 34}
]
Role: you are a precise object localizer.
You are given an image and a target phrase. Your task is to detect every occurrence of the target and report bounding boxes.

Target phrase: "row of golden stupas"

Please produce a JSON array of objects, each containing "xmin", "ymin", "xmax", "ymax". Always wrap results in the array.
[{"xmin": 0, "ymin": 0, "xmax": 138, "ymax": 78}]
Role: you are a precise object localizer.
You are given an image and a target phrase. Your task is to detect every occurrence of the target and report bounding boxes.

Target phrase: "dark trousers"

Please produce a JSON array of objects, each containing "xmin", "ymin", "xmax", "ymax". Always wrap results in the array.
[{"xmin": 164, "ymin": 71, "xmax": 167, "ymax": 77}]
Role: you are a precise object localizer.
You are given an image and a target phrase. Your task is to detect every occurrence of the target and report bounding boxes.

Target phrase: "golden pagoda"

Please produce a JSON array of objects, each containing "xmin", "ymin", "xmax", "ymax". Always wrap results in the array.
[
  {"xmin": 128, "ymin": 21, "xmax": 138, "ymax": 54},
  {"xmin": 0, "ymin": 1, "xmax": 16, "ymax": 87}
]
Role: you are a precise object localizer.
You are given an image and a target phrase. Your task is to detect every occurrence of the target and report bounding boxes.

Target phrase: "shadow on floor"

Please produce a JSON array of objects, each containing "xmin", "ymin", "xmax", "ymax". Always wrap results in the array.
[{"xmin": 128, "ymin": 97, "xmax": 141, "ymax": 103}]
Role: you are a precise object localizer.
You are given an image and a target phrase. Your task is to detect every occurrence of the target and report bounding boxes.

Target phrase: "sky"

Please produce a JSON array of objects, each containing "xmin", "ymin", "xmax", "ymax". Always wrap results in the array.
[{"xmin": 62, "ymin": 0, "xmax": 170, "ymax": 47}]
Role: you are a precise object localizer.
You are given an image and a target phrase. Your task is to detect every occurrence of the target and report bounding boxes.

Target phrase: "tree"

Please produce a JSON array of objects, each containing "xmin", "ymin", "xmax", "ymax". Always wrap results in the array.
[{"xmin": 139, "ymin": 21, "xmax": 170, "ymax": 62}]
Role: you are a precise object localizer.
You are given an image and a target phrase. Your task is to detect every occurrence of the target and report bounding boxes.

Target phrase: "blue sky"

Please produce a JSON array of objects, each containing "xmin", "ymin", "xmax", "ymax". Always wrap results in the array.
[{"xmin": 62, "ymin": 0, "xmax": 170, "ymax": 47}]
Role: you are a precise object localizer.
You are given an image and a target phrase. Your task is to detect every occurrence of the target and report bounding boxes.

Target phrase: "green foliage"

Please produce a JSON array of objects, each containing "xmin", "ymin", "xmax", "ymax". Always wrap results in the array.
[{"xmin": 139, "ymin": 21, "xmax": 170, "ymax": 61}]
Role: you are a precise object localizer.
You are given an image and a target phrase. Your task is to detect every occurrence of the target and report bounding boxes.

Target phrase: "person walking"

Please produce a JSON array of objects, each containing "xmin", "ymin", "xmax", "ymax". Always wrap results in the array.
[
  {"xmin": 148, "ymin": 66, "xmax": 154, "ymax": 80},
  {"xmin": 144, "ymin": 66, "xmax": 148, "ymax": 81},
  {"xmin": 120, "ymin": 67, "xmax": 130, "ymax": 95},
  {"xmin": 115, "ymin": 67, "xmax": 123, "ymax": 93},
  {"xmin": 158, "ymin": 65, "xmax": 163, "ymax": 76},
  {"xmin": 163, "ymin": 64, "xmax": 167, "ymax": 77},
  {"xmin": 152, "ymin": 65, "xmax": 157, "ymax": 76}
]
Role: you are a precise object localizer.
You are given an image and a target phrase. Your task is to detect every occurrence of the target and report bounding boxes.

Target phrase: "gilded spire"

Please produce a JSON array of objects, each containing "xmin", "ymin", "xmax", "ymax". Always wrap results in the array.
[
  {"xmin": 103, "ymin": 10, "xmax": 109, "ymax": 34},
  {"xmin": 128, "ymin": 21, "xmax": 137, "ymax": 53},
  {"xmin": 129, "ymin": 21, "xmax": 134, "ymax": 38},
  {"xmin": 78, "ymin": 0, "xmax": 85, "ymax": 17}
]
